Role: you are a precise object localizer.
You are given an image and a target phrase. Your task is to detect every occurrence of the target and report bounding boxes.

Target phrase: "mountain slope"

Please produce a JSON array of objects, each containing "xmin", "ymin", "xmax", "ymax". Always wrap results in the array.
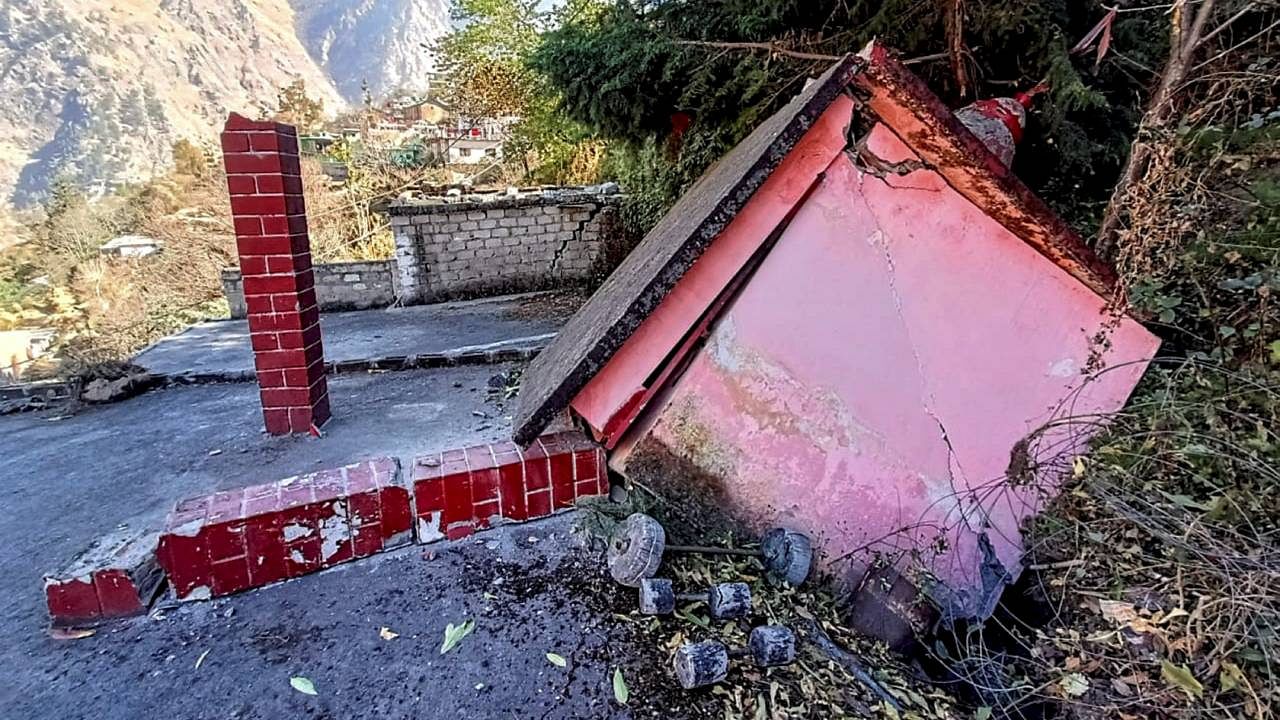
[
  {"xmin": 291, "ymin": 0, "xmax": 450, "ymax": 101},
  {"xmin": 0, "ymin": 0, "xmax": 450, "ymax": 208}
]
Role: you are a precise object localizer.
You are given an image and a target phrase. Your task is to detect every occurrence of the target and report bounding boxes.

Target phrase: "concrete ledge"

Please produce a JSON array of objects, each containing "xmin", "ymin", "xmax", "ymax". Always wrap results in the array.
[
  {"xmin": 156, "ymin": 337, "xmax": 550, "ymax": 387},
  {"xmin": 44, "ymin": 527, "xmax": 162, "ymax": 626},
  {"xmin": 156, "ymin": 457, "xmax": 411, "ymax": 600},
  {"xmin": 412, "ymin": 431, "xmax": 606, "ymax": 542}
]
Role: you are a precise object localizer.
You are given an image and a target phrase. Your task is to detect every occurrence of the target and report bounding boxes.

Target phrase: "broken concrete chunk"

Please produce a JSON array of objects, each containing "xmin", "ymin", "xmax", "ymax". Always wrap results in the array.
[{"xmin": 44, "ymin": 526, "xmax": 162, "ymax": 626}]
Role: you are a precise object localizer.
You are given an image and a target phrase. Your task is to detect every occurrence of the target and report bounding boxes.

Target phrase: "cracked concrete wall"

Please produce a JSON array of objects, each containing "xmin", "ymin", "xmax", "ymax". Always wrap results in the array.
[
  {"xmin": 627, "ymin": 125, "xmax": 1159, "ymax": 628},
  {"xmin": 388, "ymin": 194, "xmax": 620, "ymax": 305},
  {"xmin": 222, "ymin": 261, "xmax": 396, "ymax": 318}
]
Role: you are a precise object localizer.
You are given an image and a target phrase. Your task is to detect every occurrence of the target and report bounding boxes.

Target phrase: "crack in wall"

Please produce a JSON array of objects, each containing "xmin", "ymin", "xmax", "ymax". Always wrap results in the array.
[
  {"xmin": 853, "ymin": 168, "xmax": 984, "ymax": 537},
  {"xmin": 548, "ymin": 203, "xmax": 604, "ymax": 276}
]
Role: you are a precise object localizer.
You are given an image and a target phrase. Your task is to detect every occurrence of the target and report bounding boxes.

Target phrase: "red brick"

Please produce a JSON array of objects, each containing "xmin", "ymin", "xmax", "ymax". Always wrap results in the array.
[
  {"xmin": 233, "ymin": 216, "xmax": 262, "ymax": 236},
  {"xmin": 242, "ymin": 273, "xmax": 301, "ymax": 295},
  {"xmin": 220, "ymin": 133, "xmax": 250, "ymax": 153},
  {"xmin": 231, "ymin": 194, "xmax": 289, "ymax": 216},
  {"xmin": 380, "ymin": 485, "xmax": 413, "ymax": 542},
  {"xmin": 205, "ymin": 522, "xmax": 247, "ymax": 563},
  {"xmin": 93, "ymin": 569, "xmax": 147, "ymax": 618},
  {"xmin": 223, "ymin": 152, "xmax": 283, "ymax": 175},
  {"xmin": 226, "ymin": 175, "xmax": 256, "ymax": 195},
  {"xmin": 347, "ymin": 489, "xmax": 381, "ymax": 527},
  {"xmin": 236, "ymin": 233, "xmax": 307, "ymax": 257},
  {"xmin": 574, "ymin": 449, "xmax": 601, "ymax": 484},
  {"xmin": 526, "ymin": 490, "xmax": 552, "ymax": 519},
  {"xmin": 254, "ymin": 349, "xmax": 307, "ymax": 372},
  {"xmin": 250, "ymin": 332, "xmax": 278, "ymax": 352},
  {"xmin": 498, "ymin": 460, "xmax": 527, "ymax": 520},
  {"xmin": 446, "ymin": 522, "xmax": 475, "ymax": 541},
  {"xmin": 414, "ymin": 477, "xmax": 444, "ymax": 515},
  {"xmin": 266, "ymin": 253, "xmax": 306, "ymax": 274},
  {"xmin": 278, "ymin": 133, "xmax": 300, "ymax": 155},
  {"xmin": 239, "ymin": 255, "xmax": 268, "ymax": 275},
  {"xmin": 255, "ymin": 173, "xmax": 283, "ymax": 193},
  {"xmin": 352, "ymin": 523, "xmax": 384, "ymax": 557},
  {"xmin": 260, "ymin": 387, "xmax": 310, "ymax": 408},
  {"xmin": 211, "ymin": 557, "xmax": 252, "ymax": 595},
  {"xmin": 549, "ymin": 449, "xmax": 576, "ymax": 510},
  {"xmin": 263, "ymin": 408, "xmax": 291, "ymax": 435},
  {"xmin": 523, "ymin": 441, "xmax": 551, "ymax": 491},
  {"xmin": 45, "ymin": 579, "xmax": 99, "ymax": 625},
  {"xmin": 473, "ymin": 501, "xmax": 500, "ymax": 528},
  {"xmin": 247, "ymin": 131, "xmax": 279, "ymax": 152}
]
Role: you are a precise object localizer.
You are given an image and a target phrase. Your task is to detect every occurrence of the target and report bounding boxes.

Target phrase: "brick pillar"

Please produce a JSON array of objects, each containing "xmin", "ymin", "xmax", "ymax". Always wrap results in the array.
[{"xmin": 221, "ymin": 113, "xmax": 330, "ymax": 435}]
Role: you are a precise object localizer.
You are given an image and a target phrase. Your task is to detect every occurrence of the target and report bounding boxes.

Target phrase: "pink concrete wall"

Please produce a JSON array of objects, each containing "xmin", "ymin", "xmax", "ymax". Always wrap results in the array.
[{"xmin": 631, "ymin": 126, "xmax": 1159, "ymax": 617}]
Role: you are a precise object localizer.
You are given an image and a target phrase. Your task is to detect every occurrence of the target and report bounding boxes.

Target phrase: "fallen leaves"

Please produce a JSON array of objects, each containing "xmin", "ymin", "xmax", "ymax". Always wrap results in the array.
[
  {"xmin": 1160, "ymin": 660, "xmax": 1203, "ymax": 700},
  {"xmin": 379, "ymin": 626, "xmax": 399, "ymax": 641},
  {"xmin": 612, "ymin": 668, "xmax": 629, "ymax": 705},
  {"xmin": 290, "ymin": 676, "xmax": 318, "ymax": 696},
  {"xmin": 440, "ymin": 619, "xmax": 475, "ymax": 655},
  {"xmin": 546, "ymin": 652, "xmax": 567, "ymax": 667},
  {"xmin": 194, "ymin": 649, "xmax": 210, "ymax": 669}
]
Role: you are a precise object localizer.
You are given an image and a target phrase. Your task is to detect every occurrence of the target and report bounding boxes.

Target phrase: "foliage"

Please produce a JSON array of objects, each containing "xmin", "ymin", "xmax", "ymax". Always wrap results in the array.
[
  {"xmin": 170, "ymin": 139, "xmax": 208, "ymax": 179},
  {"xmin": 532, "ymin": 0, "xmax": 1166, "ymax": 233},
  {"xmin": 941, "ymin": 10, "xmax": 1280, "ymax": 719},
  {"xmin": 436, "ymin": 0, "xmax": 606, "ymax": 184},
  {"xmin": 272, "ymin": 79, "xmax": 326, "ymax": 133}
]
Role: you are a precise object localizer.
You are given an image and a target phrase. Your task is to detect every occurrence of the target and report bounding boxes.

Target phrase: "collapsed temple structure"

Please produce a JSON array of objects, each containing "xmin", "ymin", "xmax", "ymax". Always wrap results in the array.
[{"xmin": 512, "ymin": 42, "xmax": 1159, "ymax": 642}]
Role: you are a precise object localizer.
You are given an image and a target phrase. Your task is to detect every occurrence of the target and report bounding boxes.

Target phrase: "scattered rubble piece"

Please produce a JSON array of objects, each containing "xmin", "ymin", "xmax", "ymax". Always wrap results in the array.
[
  {"xmin": 637, "ymin": 578, "xmax": 752, "ymax": 619},
  {"xmin": 674, "ymin": 625, "xmax": 798, "ymax": 688},
  {"xmin": 410, "ymin": 431, "xmax": 606, "ymax": 543},
  {"xmin": 156, "ymin": 457, "xmax": 411, "ymax": 600},
  {"xmin": 606, "ymin": 512, "xmax": 812, "ymax": 587},
  {"xmin": 672, "ymin": 640, "xmax": 730, "ymax": 689},
  {"xmin": 44, "ymin": 527, "xmax": 163, "ymax": 626},
  {"xmin": 80, "ymin": 371, "xmax": 155, "ymax": 404}
]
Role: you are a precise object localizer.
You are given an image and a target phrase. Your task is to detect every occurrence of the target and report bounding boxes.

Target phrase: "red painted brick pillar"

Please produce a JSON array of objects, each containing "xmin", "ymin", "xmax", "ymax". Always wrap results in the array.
[{"xmin": 221, "ymin": 113, "xmax": 330, "ymax": 435}]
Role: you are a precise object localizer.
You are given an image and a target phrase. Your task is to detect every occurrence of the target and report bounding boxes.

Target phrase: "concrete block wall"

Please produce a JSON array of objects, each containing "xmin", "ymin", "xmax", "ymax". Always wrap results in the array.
[
  {"xmin": 222, "ymin": 260, "xmax": 396, "ymax": 319},
  {"xmin": 388, "ymin": 190, "xmax": 621, "ymax": 305}
]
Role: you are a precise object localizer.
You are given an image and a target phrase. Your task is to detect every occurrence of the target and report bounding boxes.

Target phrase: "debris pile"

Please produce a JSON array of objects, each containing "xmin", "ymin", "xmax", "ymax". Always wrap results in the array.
[{"xmin": 594, "ymin": 510, "xmax": 964, "ymax": 717}]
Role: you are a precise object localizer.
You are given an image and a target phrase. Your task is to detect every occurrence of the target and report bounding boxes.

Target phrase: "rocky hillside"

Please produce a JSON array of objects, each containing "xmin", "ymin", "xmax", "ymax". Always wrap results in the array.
[
  {"xmin": 0, "ymin": 0, "xmax": 449, "ymax": 208},
  {"xmin": 291, "ymin": 0, "xmax": 450, "ymax": 102}
]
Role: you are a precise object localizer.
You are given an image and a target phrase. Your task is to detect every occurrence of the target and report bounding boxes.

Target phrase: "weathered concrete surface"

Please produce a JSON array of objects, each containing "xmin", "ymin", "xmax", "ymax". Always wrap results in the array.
[
  {"xmin": 6, "ymin": 514, "xmax": 653, "ymax": 719},
  {"xmin": 625, "ymin": 148, "xmax": 1158, "ymax": 621},
  {"xmin": 133, "ymin": 292, "xmax": 577, "ymax": 379},
  {"xmin": 0, "ymin": 365, "xmax": 531, "ymax": 713}
]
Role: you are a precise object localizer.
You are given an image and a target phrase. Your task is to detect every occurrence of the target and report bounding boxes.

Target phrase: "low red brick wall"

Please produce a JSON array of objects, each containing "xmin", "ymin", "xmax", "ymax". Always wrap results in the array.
[
  {"xmin": 412, "ymin": 431, "xmax": 607, "ymax": 542},
  {"xmin": 45, "ymin": 528, "xmax": 162, "ymax": 626},
  {"xmin": 156, "ymin": 457, "xmax": 411, "ymax": 600},
  {"xmin": 47, "ymin": 433, "xmax": 609, "ymax": 623}
]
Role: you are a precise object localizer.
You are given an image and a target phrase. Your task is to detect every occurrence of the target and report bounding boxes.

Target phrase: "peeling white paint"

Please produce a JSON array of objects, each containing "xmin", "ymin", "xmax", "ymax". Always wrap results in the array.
[
  {"xmin": 186, "ymin": 586, "xmax": 211, "ymax": 601},
  {"xmin": 416, "ymin": 512, "xmax": 444, "ymax": 544},
  {"xmin": 169, "ymin": 519, "xmax": 204, "ymax": 537},
  {"xmin": 1049, "ymin": 357, "xmax": 1077, "ymax": 377},
  {"xmin": 283, "ymin": 523, "xmax": 313, "ymax": 542},
  {"xmin": 289, "ymin": 549, "xmax": 306, "ymax": 564},
  {"xmin": 319, "ymin": 504, "xmax": 351, "ymax": 562}
]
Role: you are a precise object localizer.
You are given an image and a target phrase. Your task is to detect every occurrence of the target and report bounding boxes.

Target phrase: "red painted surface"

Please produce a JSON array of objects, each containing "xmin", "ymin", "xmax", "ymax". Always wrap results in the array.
[
  {"xmin": 156, "ymin": 458, "xmax": 411, "ymax": 600},
  {"xmin": 411, "ymin": 431, "xmax": 607, "ymax": 542},
  {"xmin": 570, "ymin": 95, "xmax": 856, "ymax": 445},
  {"xmin": 222, "ymin": 113, "xmax": 329, "ymax": 435},
  {"xmin": 621, "ymin": 138, "xmax": 1159, "ymax": 617},
  {"xmin": 44, "ymin": 528, "xmax": 161, "ymax": 626}
]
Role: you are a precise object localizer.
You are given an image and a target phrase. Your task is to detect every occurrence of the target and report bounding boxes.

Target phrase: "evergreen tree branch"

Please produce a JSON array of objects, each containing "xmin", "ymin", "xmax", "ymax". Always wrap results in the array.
[{"xmin": 671, "ymin": 40, "xmax": 949, "ymax": 66}]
